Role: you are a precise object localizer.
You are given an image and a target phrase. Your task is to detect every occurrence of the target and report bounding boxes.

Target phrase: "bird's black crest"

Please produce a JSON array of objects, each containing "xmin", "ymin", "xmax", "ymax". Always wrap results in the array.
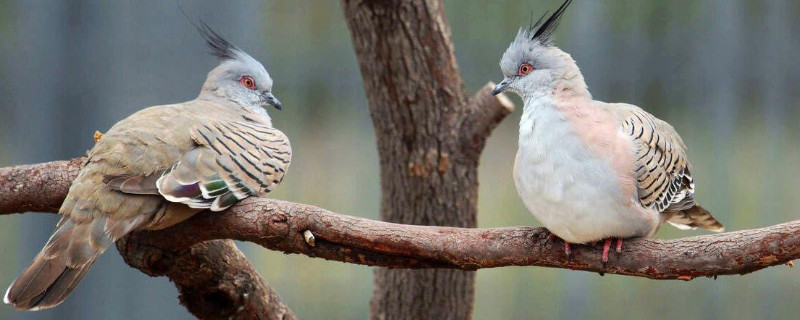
[
  {"xmin": 525, "ymin": 0, "xmax": 573, "ymax": 45},
  {"xmin": 176, "ymin": 3, "xmax": 241, "ymax": 60},
  {"xmin": 196, "ymin": 21, "xmax": 240, "ymax": 60}
]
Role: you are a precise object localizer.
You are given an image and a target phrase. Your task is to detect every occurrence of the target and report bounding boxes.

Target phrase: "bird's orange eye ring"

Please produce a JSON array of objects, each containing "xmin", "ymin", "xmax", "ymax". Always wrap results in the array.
[
  {"xmin": 518, "ymin": 63, "xmax": 534, "ymax": 75},
  {"xmin": 240, "ymin": 76, "xmax": 256, "ymax": 89}
]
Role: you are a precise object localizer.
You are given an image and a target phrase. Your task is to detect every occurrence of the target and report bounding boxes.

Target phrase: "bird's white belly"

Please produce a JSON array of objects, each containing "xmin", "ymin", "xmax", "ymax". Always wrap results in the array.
[{"xmin": 514, "ymin": 99, "xmax": 656, "ymax": 243}]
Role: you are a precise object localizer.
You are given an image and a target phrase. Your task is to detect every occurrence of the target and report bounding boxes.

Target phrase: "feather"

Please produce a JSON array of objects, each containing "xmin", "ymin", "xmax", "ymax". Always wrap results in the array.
[
  {"xmin": 164, "ymin": 182, "xmax": 202, "ymax": 200},
  {"xmin": 210, "ymin": 192, "xmax": 238, "ymax": 211},
  {"xmin": 196, "ymin": 21, "xmax": 241, "ymax": 61},
  {"xmin": 159, "ymin": 121, "xmax": 292, "ymax": 211},
  {"xmin": 520, "ymin": 0, "xmax": 573, "ymax": 46},
  {"xmin": 201, "ymin": 180, "xmax": 229, "ymax": 198},
  {"xmin": 105, "ymin": 120, "xmax": 291, "ymax": 217},
  {"xmin": 667, "ymin": 205, "xmax": 725, "ymax": 232},
  {"xmin": 104, "ymin": 173, "xmax": 162, "ymax": 195},
  {"xmin": 620, "ymin": 106, "xmax": 724, "ymax": 232},
  {"xmin": 623, "ymin": 108, "xmax": 691, "ymax": 212},
  {"xmin": 4, "ymin": 213, "xmax": 113, "ymax": 310}
]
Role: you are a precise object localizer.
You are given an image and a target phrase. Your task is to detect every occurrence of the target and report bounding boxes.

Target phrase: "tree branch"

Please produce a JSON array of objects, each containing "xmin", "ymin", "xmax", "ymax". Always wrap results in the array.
[
  {"xmin": 0, "ymin": 158, "xmax": 84, "ymax": 215},
  {"xmin": 461, "ymin": 82, "xmax": 515, "ymax": 156},
  {"xmin": 0, "ymin": 159, "xmax": 296, "ymax": 320},
  {"xmin": 2, "ymin": 158, "xmax": 798, "ymax": 281},
  {"xmin": 117, "ymin": 238, "xmax": 295, "ymax": 320}
]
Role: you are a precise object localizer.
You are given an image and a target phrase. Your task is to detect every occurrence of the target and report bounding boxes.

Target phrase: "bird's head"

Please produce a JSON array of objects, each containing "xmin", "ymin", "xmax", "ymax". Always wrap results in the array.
[
  {"xmin": 493, "ymin": 0, "xmax": 585, "ymax": 99},
  {"xmin": 196, "ymin": 23, "xmax": 282, "ymax": 111}
]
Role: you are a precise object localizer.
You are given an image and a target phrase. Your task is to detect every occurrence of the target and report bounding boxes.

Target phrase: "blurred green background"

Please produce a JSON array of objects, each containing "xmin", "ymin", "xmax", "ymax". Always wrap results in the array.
[{"xmin": 1, "ymin": 0, "xmax": 799, "ymax": 319}]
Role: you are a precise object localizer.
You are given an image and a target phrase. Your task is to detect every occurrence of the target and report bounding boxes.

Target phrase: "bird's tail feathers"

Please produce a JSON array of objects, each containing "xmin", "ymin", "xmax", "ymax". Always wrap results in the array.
[
  {"xmin": 666, "ymin": 205, "xmax": 724, "ymax": 232},
  {"xmin": 4, "ymin": 218, "xmax": 107, "ymax": 310}
]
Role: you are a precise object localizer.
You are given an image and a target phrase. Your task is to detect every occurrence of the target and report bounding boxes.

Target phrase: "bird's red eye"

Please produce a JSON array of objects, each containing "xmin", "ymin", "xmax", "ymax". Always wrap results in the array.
[
  {"xmin": 518, "ymin": 63, "xmax": 534, "ymax": 75},
  {"xmin": 240, "ymin": 76, "xmax": 256, "ymax": 89}
]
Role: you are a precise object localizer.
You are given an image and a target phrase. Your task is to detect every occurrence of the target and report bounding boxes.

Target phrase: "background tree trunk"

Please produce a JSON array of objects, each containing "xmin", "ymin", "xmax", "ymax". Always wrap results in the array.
[{"xmin": 342, "ymin": 0, "xmax": 498, "ymax": 318}]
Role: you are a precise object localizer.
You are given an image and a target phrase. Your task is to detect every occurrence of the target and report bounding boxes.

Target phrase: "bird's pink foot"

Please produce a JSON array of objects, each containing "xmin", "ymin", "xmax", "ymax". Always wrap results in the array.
[
  {"xmin": 601, "ymin": 238, "xmax": 612, "ymax": 263},
  {"xmin": 600, "ymin": 237, "xmax": 624, "ymax": 263},
  {"xmin": 564, "ymin": 242, "xmax": 572, "ymax": 259}
]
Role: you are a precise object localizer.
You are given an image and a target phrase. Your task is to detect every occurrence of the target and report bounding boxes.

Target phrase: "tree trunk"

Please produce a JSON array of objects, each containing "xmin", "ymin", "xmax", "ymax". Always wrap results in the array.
[{"xmin": 342, "ymin": 0, "xmax": 500, "ymax": 318}]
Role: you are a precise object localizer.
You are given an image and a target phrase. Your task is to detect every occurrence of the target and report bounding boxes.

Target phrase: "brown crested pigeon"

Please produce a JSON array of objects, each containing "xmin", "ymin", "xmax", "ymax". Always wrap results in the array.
[
  {"xmin": 5, "ymin": 23, "xmax": 290, "ymax": 310},
  {"xmin": 492, "ymin": 0, "xmax": 723, "ymax": 262}
]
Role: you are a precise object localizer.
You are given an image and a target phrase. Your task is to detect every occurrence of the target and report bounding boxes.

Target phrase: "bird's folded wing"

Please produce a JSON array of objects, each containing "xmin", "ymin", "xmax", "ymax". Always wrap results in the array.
[
  {"xmin": 108, "ymin": 121, "xmax": 291, "ymax": 211},
  {"xmin": 621, "ymin": 109, "xmax": 694, "ymax": 213}
]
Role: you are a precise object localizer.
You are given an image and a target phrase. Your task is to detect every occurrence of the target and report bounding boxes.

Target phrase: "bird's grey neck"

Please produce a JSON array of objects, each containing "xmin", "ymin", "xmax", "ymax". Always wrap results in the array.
[
  {"xmin": 521, "ymin": 69, "xmax": 591, "ymax": 103},
  {"xmin": 518, "ymin": 92, "xmax": 562, "ymax": 142},
  {"xmin": 520, "ymin": 69, "xmax": 591, "ymax": 118},
  {"xmin": 196, "ymin": 91, "xmax": 272, "ymax": 126},
  {"xmin": 521, "ymin": 91, "xmax": 556, "ymax": 115},
  {"xmin": 557, "ymin": 66, "xmax": 592, "ymax": 99}
]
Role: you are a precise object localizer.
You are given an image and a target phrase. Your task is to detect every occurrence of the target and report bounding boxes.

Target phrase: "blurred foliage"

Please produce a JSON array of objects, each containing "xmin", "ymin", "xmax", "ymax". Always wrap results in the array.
[{"xmin": 0, "ymin": 1, "xmax": 799, "ymax": 319}]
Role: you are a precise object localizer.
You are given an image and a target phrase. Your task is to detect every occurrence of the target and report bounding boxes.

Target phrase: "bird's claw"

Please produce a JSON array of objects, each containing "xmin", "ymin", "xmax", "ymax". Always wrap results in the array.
[
  {"xmin": 600, "ymin": 237, "xmax": 624, "ymax": 264},
  {"xmin": 564, "ymin": 242, "xmax": 572, "ymax": 261},
  {"xmin": 601, "ymin": 238, "xmax": 612, "ymax": 263},
  {"xmin": 543, "ymin": 232, "xmax": 556, "ymax": 244},
  {"xmin": 542, "ymin": 232, "xmax": 572, "ymax": 261}
]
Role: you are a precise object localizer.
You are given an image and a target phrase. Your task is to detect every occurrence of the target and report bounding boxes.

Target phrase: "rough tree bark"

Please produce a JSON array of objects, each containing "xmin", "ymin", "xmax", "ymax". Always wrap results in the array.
[
  {"xmin": 341, "ymin": 0, "xmax": 512, "ymax": 319},
  {"xmin": 117, "ymin": 238, "xmax": 294, "ymax": 320}
]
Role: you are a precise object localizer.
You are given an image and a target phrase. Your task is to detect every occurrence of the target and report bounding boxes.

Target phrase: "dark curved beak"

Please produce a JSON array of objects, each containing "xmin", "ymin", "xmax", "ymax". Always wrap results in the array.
[
  {"xmin": 492, "ymin": 78, "xmax": 512, "ymax": 96},
  {"xmin": 263, "ymin": 92, "xmax": 283, "ymax": 110}
]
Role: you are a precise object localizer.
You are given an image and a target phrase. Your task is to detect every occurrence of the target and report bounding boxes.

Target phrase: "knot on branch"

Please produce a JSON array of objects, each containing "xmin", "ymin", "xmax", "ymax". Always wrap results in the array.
[{"xmin": 116, "ymin": 233, "xmax": 179, "ymax": 277}]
